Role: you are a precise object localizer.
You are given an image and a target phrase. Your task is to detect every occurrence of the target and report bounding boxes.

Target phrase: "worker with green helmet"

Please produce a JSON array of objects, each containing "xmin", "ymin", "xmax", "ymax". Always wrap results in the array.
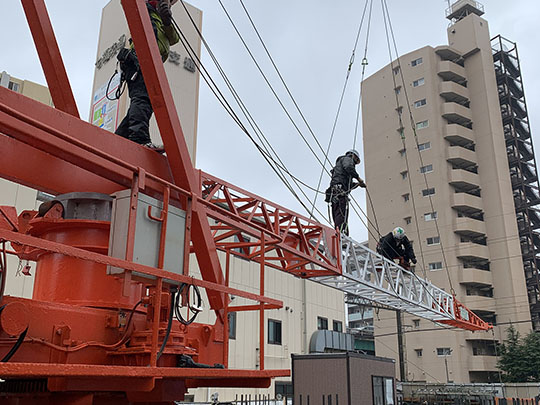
[
  {"xmin": 377, "ymin": 227, "xmax": 417, "ymax": 271},
  {"xmin": 325, "ymin": 149, "xmax": 366, "ymax": 236}
]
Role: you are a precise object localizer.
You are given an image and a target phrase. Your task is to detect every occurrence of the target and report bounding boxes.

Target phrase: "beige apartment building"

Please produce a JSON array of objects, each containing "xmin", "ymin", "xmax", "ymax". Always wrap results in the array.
[
  {"xmin": 363, "ymin": 0, "xmax": 535, "ymax": 383},
  {"xmin": 0, "ymin": 71, "xmax": 53, "ymax": 298}
]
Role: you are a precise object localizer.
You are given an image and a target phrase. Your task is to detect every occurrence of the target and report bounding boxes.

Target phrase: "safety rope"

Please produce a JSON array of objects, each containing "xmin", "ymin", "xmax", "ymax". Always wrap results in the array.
[{"xmin": 309, "ymin": 0, "xmax": 372, "ymax": 219}]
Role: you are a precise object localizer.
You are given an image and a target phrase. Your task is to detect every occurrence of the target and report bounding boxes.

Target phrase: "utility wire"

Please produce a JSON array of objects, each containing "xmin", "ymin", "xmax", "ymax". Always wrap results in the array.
[
  {"xmin": 310, "ymin": 0, "xmax": 372, "ymax": 218},
  {"xmin": 237, "ymin": 0, "xmax": 329, "ymax": 168},
  {"xmin": 217, "ymin": 1, "xmax": 382, "ymax": 237},
  {"xmin": 217, "ymin": 0, "xmax": 328, "ymax": 174},
  {"xmin": 176, "ymin": 2, "xmax": 331, "ymax": 223}
]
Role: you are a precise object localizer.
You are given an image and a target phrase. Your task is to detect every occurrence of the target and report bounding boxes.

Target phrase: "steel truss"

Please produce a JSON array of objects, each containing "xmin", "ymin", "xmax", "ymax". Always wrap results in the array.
[{"xmin": 312, "ymin": 236, "xmax": 489, "ymax": 330}]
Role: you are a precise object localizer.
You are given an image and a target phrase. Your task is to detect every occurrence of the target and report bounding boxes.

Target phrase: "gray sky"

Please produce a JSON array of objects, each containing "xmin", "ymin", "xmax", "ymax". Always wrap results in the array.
[{"xmin": 2, "ymin": 0, "xmax": 539, "ymax": 243}]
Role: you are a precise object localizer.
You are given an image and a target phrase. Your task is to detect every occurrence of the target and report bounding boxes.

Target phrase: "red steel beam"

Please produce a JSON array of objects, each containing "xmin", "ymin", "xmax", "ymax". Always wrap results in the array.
[
  {"xmin": 120, "ymin": 0, "xmax": 228, "ymax": 312},
  {"xmin": 0, "ymin": 88, "xmax": 342, "ymax": 279},
  {"xmin": 21, "ymin": 0, "xmax": 80, "ymax": 118},
  {"xmin": 0, "ymin": 134, "xmax": 119, "ymax": 195}
]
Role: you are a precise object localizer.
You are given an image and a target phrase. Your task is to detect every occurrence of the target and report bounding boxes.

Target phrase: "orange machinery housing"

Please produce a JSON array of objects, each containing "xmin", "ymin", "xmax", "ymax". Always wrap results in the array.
[
  {"xmin": 0, "ymin": 1, "xmax": 490, "ymax": 404},
  {"xmin": 0, "ymin": 0, "xmax": 344, "ymax": 403}
]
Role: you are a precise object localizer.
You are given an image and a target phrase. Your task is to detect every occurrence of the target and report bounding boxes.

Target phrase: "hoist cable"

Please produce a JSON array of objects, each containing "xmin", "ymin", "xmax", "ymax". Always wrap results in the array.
[
  {"xmin": 353, "ymin": 0, "xmax": 374, "ymax": 150},
  {"xmin": 309, "ymin": 0, "xmax": 372, "ymax": 219},
  {"xmin": 382, "ymin": 0, "xmax": 454, "ymax": 291}
]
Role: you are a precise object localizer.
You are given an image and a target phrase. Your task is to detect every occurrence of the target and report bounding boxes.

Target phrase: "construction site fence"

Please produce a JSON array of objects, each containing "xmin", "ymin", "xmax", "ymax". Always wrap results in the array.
[{"xmin": 399, "ymin": 382, "xmax": 540, "ymax": 405}]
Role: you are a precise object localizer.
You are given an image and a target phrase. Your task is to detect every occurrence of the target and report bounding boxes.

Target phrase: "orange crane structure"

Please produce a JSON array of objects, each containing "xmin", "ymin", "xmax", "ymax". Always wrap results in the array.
[{"xmin": 0, "ymin": 1, "xmax": 491, "ymax": 404}]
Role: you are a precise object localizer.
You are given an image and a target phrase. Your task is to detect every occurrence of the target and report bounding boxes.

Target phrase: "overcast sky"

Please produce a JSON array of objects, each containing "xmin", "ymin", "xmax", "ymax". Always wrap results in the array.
[{"xmin": 2, "ymin": 0, "xmax": 539, "ymax": 243}]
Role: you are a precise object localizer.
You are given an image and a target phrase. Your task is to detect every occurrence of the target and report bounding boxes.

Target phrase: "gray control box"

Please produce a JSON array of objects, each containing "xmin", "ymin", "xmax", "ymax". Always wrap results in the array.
[{"xmin": 108, "ymin": 189, "xmax": 186, "ymax": 278}]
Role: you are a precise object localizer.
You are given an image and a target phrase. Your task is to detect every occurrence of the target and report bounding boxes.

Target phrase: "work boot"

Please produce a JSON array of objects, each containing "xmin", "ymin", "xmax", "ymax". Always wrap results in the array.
[{"xmin": 143, "ymin": 142, "xmax": 165, "ymax": 154}]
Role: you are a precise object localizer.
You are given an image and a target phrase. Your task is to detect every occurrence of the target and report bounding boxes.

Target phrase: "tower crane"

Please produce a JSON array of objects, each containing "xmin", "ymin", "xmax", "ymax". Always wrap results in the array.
[{"xmin": 0, "ymin": 0, "xmax": 490, "ymax": 403}]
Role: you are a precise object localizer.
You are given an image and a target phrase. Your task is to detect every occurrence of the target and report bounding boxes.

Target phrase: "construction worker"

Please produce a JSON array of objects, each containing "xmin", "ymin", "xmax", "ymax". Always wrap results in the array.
[
  {"xmin": 115, "ymin": 0, "xmax": 180, "ymax": 151},
  {"xmin": 325, "ymin": 149, "xmax": 366, "ymax": 236},
  {"xmin": 377, "ymin": 227, "xmax": 417, "ymax": 270}
]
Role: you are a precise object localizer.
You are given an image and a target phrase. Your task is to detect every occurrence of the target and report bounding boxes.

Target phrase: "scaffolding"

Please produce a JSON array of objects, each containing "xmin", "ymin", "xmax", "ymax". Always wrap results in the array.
[{"xmin": 492, "ymin": 35, "xmax": 540, "ymax": 330}]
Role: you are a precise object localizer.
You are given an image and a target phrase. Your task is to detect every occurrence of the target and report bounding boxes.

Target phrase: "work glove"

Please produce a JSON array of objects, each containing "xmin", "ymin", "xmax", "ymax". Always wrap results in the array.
[
  {"xmin": 412, "ymin": 258, "xmax": 417, "ymax": 264},
  {"xmin": 158, "ymin": 0, "xmax": 172, "ymax": 26},
  {"xmin": 358, "ymin": 179, "xmax": 367, "ymax": 188}
]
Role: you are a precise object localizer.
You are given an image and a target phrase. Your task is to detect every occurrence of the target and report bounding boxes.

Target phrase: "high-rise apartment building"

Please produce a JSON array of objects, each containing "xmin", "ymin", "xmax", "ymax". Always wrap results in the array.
[{"xmin": 362, "ymin": 0, "xmax": 535, "ymax": 383}]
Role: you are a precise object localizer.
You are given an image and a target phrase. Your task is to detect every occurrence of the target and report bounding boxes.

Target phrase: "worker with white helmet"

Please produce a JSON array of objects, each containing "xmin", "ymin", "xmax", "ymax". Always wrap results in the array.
[
  {"xmin": 325, "ymin": 149, "xmax": 366, "ymax": 235},
  {"xmin": 377, "ymin": 227, "xmax": 417, "ymax": 271}
]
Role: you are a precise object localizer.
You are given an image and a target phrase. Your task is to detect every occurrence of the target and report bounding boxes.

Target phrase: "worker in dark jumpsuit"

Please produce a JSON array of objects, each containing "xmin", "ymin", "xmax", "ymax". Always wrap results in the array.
[
  {"xmin": 377, "ymin": 227, "xmax": 417, "ymax": 270},
  {"xmin": 115, "ymin": 0, "xmax": 180, "ymax": 150},
  {"xmin": 325, "ymin": 149, "xmax": 366, "ymax": 236}
]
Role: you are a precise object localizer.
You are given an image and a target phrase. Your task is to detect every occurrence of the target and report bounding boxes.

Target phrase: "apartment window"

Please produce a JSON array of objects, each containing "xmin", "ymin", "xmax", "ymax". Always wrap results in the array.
[
  {"xmin": 415, "ymin": 349, "xmax": 423, "ymax": 357},
  {"xmin": 404, "ymin": 217, "xmax": 412, "ymax": 225},
  {"xmin": 8, "ymin": 81, "xmax": 20, "ymax": 92},
  {"xmin": 413, "ymin": 77, "xmax": 425, "ymax": 87},
  {"xmin": 429, "ymin": 262, "xmax": 443, "ymax": 271},
  {"xmin": 426, "ymin": 236, "xmax": 440, "ymax": 246},
  {"xmin": 418, "ymin": 141, "xmax": 431, "ymax": 151},
  {"xmin": 416, "ymin": 120, "xmax": 429, "ymax": 130},
  {"xmin": 422, "ymin": 187, "xmax": 435, "ymax": 197},
  {"xmin": 401, "ymin": 171, "xmax": 408, "ymax": 179},
  {"xmin": 411, "ymin": 57, "xmax": 423, "ymax": 67},
  {"xmin": 437, "ymin": 347, "xmax": 452, "ymax": 356},
  {"xmin": 268, "ymin": 319, "xmax": 282, "ymax": 345},
  {"xmin": 424, "ymin": 212, "xmax": 437, "ymax": 221},
  {"xmin": 228, "ymin": 312, "xmax": 236, "ymax": 340},
  {"xmin": 414, "ymin": 98, "xmax": 427, "ymax": 108},
  {"xmin": 333, "ymin": 320, "xmax": 343, "ymax": 333},
  {"xmin": 402, "ymin": 193, "xmax": 410, "ymax": 202},
  {"xmin": 317, "ymin": 316, "xmax": 328, "ymax": 330},
  {"xmin": 420, "ymin": 164, "xmax": 433, "ymax": 174},
  {"xmin": 413, "ymin": 319, "xmax": 420, "ymax": 328}
]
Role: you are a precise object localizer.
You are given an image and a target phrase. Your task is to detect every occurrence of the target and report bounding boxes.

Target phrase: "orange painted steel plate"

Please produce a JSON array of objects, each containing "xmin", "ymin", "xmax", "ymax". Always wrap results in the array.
[{"xmin": 0, "ymin": 362, "xmax": 290, "ymax": 379}]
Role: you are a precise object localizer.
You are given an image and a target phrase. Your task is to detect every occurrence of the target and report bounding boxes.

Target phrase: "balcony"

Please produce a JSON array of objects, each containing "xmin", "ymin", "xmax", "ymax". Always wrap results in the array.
[
  {"xmin": 435, "ymin": 46, "xmax": 462, "ymax": 62},
  {"xmin": 456, "ymin": 242, "xmax": 489, "ymax": 261},
  {"xmin": 459, "ymin": 267, "xmax": 493, "ymax": 287},
  {"xmin": 468, "ymin": 355, "xmax": 498, "ymax": 372},
  {"xmin": 442, "ymin": 102, "xmax": 473, "ymax": 126},
  {"xmin": 452, "ymin": 193, "xmax": 483, "ymax": 213},
  {"xmin": 438, "ymin": 61, "xmax": 467, "ymax": 84},
  {"xmin": 454, "ymin": 217, "xmax": 486, "ymax": 238},
  {"xmin": 447, "ymin": 146, "xmax": 477, "ymax": 168},
  {"xmin": 440, "ymin": 81, "xmax": 470, "ymax": 105},
  {"xmin": 444, "ymin": 124, "xmax": 475, "ymax": 146},
  {"xmin": 449, "ymin": 169, "xmax": 480, "ymax": 190}
]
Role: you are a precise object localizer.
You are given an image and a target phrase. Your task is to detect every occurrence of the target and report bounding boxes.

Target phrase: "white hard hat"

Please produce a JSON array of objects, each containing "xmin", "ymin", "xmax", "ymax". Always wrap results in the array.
[
  {"xmin": 347, "ymin": 149, "xmax": 361, "ymax": 162},
  {"xmin": 392, "ymin": 226, "xmax": 406, "ymax": 240}
]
